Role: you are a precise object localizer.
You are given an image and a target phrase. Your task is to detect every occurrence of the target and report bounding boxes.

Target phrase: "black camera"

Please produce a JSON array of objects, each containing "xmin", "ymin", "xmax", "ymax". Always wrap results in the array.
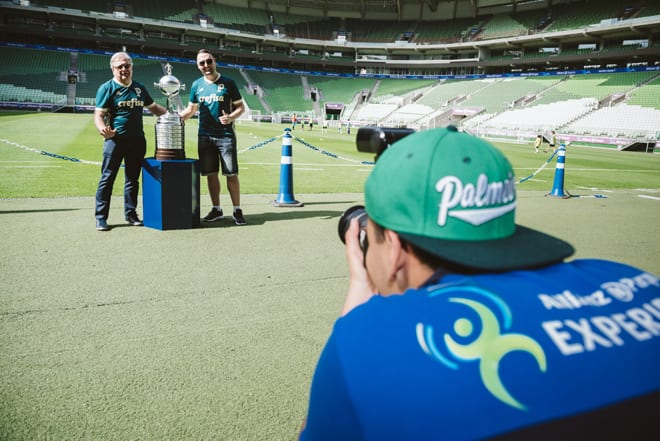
[
  {"xmin": 337, "ymin": 204, "xmax": 368, "ymax": 248},
  {"xmin": 355, "ymin": 126, "xmax": 415, "ymax": 161},
  {"xmin": 338, "ymin": 127, "xmax": 415, "ymax": 247}
]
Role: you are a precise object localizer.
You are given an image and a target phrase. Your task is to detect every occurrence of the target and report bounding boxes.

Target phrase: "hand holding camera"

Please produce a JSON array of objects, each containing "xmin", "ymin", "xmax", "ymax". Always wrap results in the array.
[
  {"xmin": 338, "ymin": 126, "xmax": 415, "ymax": 250},
  {"xmin": 340, "ymin": 215, "xmax": 377, "ymax": 316}
]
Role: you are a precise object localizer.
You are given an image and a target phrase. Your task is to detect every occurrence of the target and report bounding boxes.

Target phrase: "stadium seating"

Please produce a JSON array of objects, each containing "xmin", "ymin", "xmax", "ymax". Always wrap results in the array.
[
  {"xmin": 460, "ymin": 77, "xmax": 559, "ymax": 113},
  {"xmin": 477, "ymin": 14, "xmax": 528, "ymax": 40},
  {"xmin": 565, "ymin": 104, "xmax": 660, "ymax": 138},
  {"xmin": 467, "ymin": 97, "xmax": 598, "ymax": 131},
  {"xmin": 415, "ymin": 79, "xmax": 489, "ymax": 110},
  {"xmin": 372, "ymin": 79, "xmax": 438, "ymax": 100},
  {"xmin": 545, "ymin": 0, "xmax": 634, "ymax": 31},
  {"xmin": 1, "ymin": 1, "xmax": 658, "ymax": 143},
  {"xmin": 202, "ymin": 3, "xmax": 268, "ymax": 34},
  {"xmin": 415, "ymin": 18, "xmax": 480, "ymax": 43},
  {"xmin": 306, "ymin": 77, "xmax": 376, "ymax": 106},
  {"xmin": 245, "ymin": 70, "xmax": 311, "ymax": 113},
  {"xmin": 15, "ymin": 0, "xmax": 653, "ymax": 46},
  {"xmin": 131, "ymin": 0, "xmax": 196, "ymax": 22},
  {"xmin": 0, "ymin": 47, "xmax": 69, "ymax": 104}
]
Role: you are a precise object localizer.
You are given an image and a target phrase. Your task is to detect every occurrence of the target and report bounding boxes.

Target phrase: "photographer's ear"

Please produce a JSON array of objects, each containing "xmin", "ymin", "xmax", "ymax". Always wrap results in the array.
[{"xmin": 384, "ymin": 230, "xmax": 408, "ymax": 283}]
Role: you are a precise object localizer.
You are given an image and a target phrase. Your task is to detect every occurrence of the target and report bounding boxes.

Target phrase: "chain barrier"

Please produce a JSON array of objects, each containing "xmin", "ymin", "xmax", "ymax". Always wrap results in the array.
[
  {"xmin": 1, "ymin": 138, "xmax": 101, "ymax": 165},
  {"xmin": 293, "ymin": 136, "xmax": 375, "ymax": 165},
  {"xmin": 516, "ymin": 150, "xmax": 557, "ymax": 184},
  {"xmin": 237, "ymin": 135, "xmax": 282, "ymax": 154},
  {"xmin": 5, "ymin": 136, "xmax": 586, "ymax": 187}
]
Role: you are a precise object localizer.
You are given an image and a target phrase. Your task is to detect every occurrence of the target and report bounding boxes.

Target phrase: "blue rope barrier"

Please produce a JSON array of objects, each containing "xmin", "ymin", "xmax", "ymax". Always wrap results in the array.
[
  {"xmin": 40, "ymin": 150, "xmax": 81, "ymax": 163},
  {"xmin": 293, "ymin": 136, "xmax": 375, "ymax": 165},
  {"xmin": 238, "ymin": 135, "xmax": 281, "ymax": 154},
  {"xmin": 2, "ymin": 138, "xmax": 101, "ymax": 165},
  {"xmin": 516, "ymin": 150, "xmax": 557, "ymax": 184}
]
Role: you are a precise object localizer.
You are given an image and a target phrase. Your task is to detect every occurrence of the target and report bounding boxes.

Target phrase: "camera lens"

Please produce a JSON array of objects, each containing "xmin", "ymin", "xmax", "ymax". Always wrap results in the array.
[{"xmin": 338, "ymin": 205, "xmax": 368, "ymax": 245}]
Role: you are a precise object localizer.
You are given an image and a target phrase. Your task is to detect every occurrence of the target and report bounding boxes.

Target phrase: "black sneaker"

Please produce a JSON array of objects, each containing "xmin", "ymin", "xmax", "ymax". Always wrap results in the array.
[
  {"xmin": 126, "ymin": 212, "xmax": 143, "ymax": 226},
  {"xmin": 203, "ymin": 207, "xmax": 224, "ymax": 222},
  {"xmin": 232, "ymin": 209, "xmax": 247, "ymax": 225},
  {"xmin": 96, "ymin": 219, "xmax": 110, "ymax": 231}
]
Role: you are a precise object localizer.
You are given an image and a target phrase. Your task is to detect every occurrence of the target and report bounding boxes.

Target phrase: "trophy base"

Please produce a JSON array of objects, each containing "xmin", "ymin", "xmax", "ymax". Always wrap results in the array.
[{"xmin": 155, "ymin": 149, "xmax": 185, "ymax": 161}]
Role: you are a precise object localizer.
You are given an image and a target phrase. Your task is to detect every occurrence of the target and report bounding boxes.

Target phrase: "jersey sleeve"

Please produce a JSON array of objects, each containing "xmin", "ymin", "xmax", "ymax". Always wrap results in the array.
[
  {"xmin": 95, "ymin": 81, "xmax": 111, "ymax": 110},
  {"xmin": 189, "ymin": 81, "xmax": 199, "ymax": 104},
  {"xmin": 228, "ymin": 78, "xmax": 243, "ymax": 104}
]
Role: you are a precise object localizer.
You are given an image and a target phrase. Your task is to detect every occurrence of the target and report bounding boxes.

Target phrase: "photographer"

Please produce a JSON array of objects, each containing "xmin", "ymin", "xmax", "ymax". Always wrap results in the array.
[{"xmin": 299, "ymin": 126, "xmax": 660, "ymax": 440}]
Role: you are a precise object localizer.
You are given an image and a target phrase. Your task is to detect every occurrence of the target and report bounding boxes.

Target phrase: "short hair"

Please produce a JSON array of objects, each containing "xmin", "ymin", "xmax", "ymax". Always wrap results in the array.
[
  {"xmin": 109, "ymin": 52, "xmax": 132, "ymax": 68},
  {"xmin": 197, "ymin": 49, "xmax": 215, "ymax": 58}
]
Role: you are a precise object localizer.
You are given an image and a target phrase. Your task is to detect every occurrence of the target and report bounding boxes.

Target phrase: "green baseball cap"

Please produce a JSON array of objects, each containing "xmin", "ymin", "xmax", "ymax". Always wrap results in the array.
[{"xmin": 364, "ymin": 125, "xmax": 574, "ymax": 272}]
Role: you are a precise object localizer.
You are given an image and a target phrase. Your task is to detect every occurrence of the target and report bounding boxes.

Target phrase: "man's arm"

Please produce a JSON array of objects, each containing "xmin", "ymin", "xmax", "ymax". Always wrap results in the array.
[
  {"xmin": 147, "ymin": 102, "xmax": 167, "ymax": 117},
  {"xmin": 178, "ymin": 102, "xmax": 198, "ymax": 121},
  {"xmin": 231, "ymin": 99, "xmax": 245, "ymax": 120},
  {"xmin": 94, "ymin": 108, "xmax": 115, "ymax": 139}
]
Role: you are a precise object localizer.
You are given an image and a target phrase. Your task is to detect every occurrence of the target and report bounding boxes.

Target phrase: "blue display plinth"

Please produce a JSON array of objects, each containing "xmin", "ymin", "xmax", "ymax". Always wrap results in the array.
[{"xmin": 142, "ymin": 158, "xmax": 200, "ymax": 230}]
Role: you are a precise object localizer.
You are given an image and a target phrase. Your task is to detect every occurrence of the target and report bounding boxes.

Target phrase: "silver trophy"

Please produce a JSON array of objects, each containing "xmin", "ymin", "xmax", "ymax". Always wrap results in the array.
[{"xmin": 154, "ymin": 63, "xmax": 186, "ymax": 160}]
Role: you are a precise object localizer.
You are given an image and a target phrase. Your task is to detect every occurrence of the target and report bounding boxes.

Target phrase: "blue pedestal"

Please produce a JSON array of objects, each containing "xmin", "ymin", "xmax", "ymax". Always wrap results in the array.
[{"xmin": 142, "ymin": 158, "xmax": 200, "ymax": 230}]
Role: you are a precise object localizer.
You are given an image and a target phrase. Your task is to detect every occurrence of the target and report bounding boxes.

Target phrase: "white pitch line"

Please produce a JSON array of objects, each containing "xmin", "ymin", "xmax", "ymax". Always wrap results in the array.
[
  {"xmin": 516, "ymin": 168, "xmax": 660, "ymax": 173},
  {"xmin": 565, "ymin": 168, "xmax": 660, "ymax": 173},
  {"xmin": 576, "ymin": 186, "xmax": 614, "ymax": 193},
  {"xmin": 242, "ymin": 161, "xmax": 371, "ymax": 167},
  {"xmin": 1, "ymin": 164, "xmax": 61, "ymax": 167},
  {"xmin": 638, "ymin": 194, "xmax": 660, "ymax": 201}
]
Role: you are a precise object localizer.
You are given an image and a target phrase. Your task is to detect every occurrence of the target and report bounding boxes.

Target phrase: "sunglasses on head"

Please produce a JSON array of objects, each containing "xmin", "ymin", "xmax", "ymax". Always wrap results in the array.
[{"xmin": 198, "ymin": 59, "xmax": 214, "ymax": 66}]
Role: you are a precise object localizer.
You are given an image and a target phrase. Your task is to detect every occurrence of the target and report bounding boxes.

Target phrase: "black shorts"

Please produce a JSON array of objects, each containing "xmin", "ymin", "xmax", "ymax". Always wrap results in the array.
[{"xmin": 198, "ymin": 136, "xmax": 238, "ymax": 176}]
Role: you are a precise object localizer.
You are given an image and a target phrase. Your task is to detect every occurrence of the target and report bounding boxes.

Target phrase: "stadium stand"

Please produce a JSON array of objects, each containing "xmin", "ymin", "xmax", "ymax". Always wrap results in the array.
[
  {"xmin": 415, "ymin": 17, "xmax": 480, "ymax": 43},
  {"xmin": 202, "ymin": 3, "xmax": 268, "ymax": 34},
  {"xmin": 371, "ymin": 79, "xmax": 438, "ymax": 101},
  {"xmin": 459, "ymin": 77, "xmax": 558, "ymax": 113},
  {"xmin": 544, "ymin": 0, "xmax": 640, "ymax": 31},
  {"xmin": 0, "ymin": 0, "xmax": 658, "ymax": 149},
  {"xmin": 244, "ymin": 70, "xmax": 312, "ymax": 113},
  {"xmin": 415, "ymin": 79, "xmax": 492, "ymax": 111},
  {"xmin": 306, "ymin": 77, "xmax": 376, "ymax": 106},
  {"xmin": 477, "ymin": 14, "xmax": 528, "ymax": 40},
  {"xmin": 627, "ymin": 76, "xmax": 660, "ymax": 109},
  {"xmin": 131, "ymin": 0, "xmax": 196, "ymax": 22},
  {"xmin": 0, "ymin": 46, "xmax": 68, "ymax": 104},
  {"xmin": 564, "ymin": 104, "xmax": 660, "ymax": 138}
]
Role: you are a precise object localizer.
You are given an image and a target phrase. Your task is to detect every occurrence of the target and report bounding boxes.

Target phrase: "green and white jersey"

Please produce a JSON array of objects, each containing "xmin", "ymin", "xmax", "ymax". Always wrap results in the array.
[
  {"xmin": 95, "ymin": 79, "xmax": 155, "ymax": 136},
  {"xmin": 189, "ymin": 74, "xmax": 242, "ymax": 138}
]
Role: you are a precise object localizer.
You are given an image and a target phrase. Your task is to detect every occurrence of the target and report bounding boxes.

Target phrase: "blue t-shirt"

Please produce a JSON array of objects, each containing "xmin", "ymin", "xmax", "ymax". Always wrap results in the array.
[
  {"xmin": 300, "ymin": 259, "xmax": 660, "ymax": 441},
  {"xmin": 188, "ymin": 74, "xmax": 242, "ymax": 138},
  {"xmin": 95, "ymin": 79, "xmax": 155, "ymax": 136}
]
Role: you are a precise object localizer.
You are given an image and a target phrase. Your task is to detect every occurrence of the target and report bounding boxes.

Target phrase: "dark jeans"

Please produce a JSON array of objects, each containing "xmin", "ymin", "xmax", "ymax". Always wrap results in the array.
[{"xmin": 95, "ymin": 135, "xmax": 147, "ymax": 220}]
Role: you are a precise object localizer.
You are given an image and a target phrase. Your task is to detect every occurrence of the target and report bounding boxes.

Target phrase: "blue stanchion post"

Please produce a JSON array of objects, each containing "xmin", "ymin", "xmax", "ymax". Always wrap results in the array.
[
  {"xmin": 546, "ymin": 144, "xmax": 570, "ymax": 198},
  {"xmin": 272, "ymin": 128, "xmax": 303, "ymax": 207}
]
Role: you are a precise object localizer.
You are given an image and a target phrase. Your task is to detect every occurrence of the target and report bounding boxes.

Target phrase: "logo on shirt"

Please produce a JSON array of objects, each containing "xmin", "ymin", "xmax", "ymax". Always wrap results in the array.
[{"xmin": 417, "ymin": 286, "xmax": 546, "ymax": 411}]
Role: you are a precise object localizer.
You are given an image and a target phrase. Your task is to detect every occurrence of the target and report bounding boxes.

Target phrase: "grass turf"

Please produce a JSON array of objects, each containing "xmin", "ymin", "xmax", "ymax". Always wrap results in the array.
[{"xmin": 1, "ymin": 111, "xmax": 659, "ymax": 439}]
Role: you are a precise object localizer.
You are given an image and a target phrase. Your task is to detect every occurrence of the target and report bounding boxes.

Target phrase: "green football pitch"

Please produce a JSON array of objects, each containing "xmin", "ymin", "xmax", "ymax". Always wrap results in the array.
[{"xmin": 1, "ymin": 111, "xmax": 659, "ymax": 440}]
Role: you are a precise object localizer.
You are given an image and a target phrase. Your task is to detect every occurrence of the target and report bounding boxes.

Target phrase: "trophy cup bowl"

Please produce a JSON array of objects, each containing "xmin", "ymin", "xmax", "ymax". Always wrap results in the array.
[
  {"xmin": 154, "ymin": 65, "xmax": 185, "ymax": 161},
  {"xmin": 158, "ymin": 75, "xmax": 181, "ymax": 97}
]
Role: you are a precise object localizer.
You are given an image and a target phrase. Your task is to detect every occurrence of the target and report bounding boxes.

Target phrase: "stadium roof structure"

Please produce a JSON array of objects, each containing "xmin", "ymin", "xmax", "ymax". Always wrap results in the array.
[{"xmin": 208, "ymin": 0, "xmax": 556, "ymax": 21}]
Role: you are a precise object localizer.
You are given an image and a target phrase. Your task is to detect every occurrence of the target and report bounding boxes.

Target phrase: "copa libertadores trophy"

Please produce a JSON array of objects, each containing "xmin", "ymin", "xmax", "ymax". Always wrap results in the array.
[{"xmin": 154, "ymin": 63, "xmax": 186, "ymax": 160}]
